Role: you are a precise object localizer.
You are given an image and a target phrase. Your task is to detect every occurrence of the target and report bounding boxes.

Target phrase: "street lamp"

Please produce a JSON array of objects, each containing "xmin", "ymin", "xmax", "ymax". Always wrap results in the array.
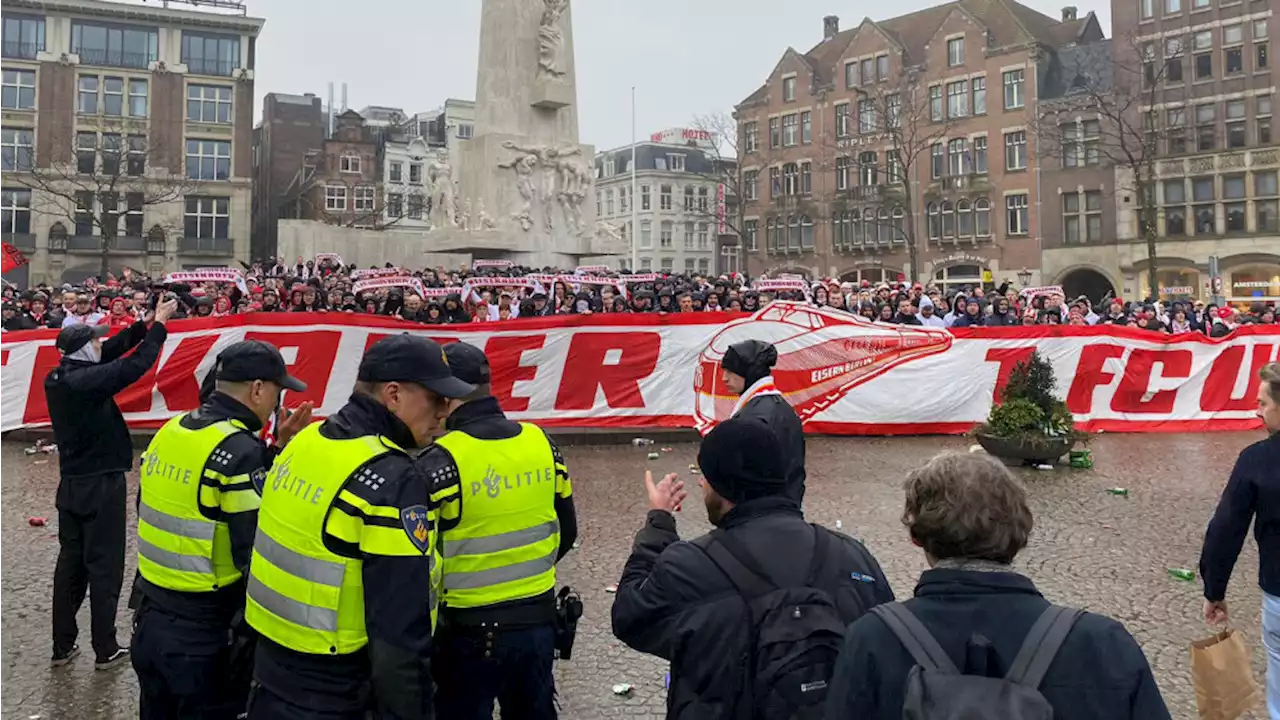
[{"xmin": 1017, "ymin": 267, "xmax": 1033, "ymax": 288}]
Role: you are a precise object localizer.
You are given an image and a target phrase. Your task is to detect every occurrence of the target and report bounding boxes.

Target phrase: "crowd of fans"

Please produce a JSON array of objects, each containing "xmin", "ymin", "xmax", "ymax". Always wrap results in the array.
[{"xmin": 3, "ymin": 257, "xmax": 1277, "ymax": 336}]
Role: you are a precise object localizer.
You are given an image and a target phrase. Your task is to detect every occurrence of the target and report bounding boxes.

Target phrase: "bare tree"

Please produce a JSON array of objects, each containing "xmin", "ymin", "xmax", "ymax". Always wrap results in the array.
[
  {"xmin": 1034, "ymin": 33, "xmax": 1186, "ymax": 300},
  {"xmin": 687, "ymin": 112, "xmax": 750, "ymax": 274},
  {"xmin": 14, "ymin": 119, "xmax": 199, "ymax": 281},
  {"xmin": 846, "ymin": 75, "xmax": 961, "ymax": 281}
]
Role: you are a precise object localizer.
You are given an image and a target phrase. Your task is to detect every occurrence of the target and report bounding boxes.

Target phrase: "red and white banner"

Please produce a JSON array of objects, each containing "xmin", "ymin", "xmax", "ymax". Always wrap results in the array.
[{"xmin": 2, "ymin": 302, "xmax": 1275, "ymax": 434}]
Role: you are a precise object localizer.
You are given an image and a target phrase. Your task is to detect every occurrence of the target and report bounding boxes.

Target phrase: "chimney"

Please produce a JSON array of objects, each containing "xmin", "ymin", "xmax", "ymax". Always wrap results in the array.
[
  {"xmin": 823, "ymin": 15, "xmax": 839, "ymax": 39},
  {"xmin": 1061, "ymin": 6, "xmax": 1077, "ymax": 21}
]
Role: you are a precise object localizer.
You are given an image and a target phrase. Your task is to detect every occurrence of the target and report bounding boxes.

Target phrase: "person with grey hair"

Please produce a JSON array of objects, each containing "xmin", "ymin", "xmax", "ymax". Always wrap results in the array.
[
  {"xmin": 825, "ymin": 452, "xmax": 1169, "ymax": 720},
  {"xmin": 1200, "ymin": 362, "xmax": 1280, "ymax": 716}
]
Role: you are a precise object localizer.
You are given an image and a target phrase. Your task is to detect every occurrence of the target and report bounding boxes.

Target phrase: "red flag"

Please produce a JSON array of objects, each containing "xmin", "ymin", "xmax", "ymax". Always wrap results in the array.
[{"xmin": 1, "ymin": 243, "xmax": 28, "ymax": 275}]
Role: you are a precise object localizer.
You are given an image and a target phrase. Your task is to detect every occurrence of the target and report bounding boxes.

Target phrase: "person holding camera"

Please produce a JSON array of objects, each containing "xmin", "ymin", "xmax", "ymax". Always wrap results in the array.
[
  {"xmin": 46, "ymin": 297, "xmax": 178, "ymax": 670},
  {"xmin": 420, "ymin": 342, "xmax": 578, "ymax": 720}
]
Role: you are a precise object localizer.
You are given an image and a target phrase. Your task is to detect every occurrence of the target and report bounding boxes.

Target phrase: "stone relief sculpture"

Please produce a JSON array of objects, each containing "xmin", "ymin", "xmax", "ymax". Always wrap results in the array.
[
  {"xmin": 475, "ymin": 199, "xmax": 498, "ymax": 230},
  {"xmin": 596, "ymin": 220, "xmax": 623, "ymax": 244},
  {"xmin": 498, "ymin": 148, "xmax": 538, "ymax": 231},
  {"xmin": 556, "ymin": 154, "xmax": 591, "ymax": 234},
  {"xmin": 537, "ymin": 0, "xmax": 568, "ymax": 80},
  {"xmin": 426, "ymin": 151, "xmax": 456, "ymax": 229},
  {"xmin": 502, "ymin": 141, "xmax": 566, "ymax": 230},
  {"xmin": 458, "ymin": 198, "xmax": 473, "ymax": 230}
]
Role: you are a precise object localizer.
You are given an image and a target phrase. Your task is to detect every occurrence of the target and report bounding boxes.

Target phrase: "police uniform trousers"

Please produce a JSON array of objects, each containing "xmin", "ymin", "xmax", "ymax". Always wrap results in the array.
[
  {"xmin": 52, "ymin": 472, "xmax": 127, "ymax": 660},
  {"xmin": 131, "ymin": 601, "xmax": 253, "ymax": 720},
  {"xmin": 246, "ymin": 684, "xmax": 369, "ymax": 720},
  {"xmin": 433, "ymin": 621, "xmax": 557, "ymax": 720}
]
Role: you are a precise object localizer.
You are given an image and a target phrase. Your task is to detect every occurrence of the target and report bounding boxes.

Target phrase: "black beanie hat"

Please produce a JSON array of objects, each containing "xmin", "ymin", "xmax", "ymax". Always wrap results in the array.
[
  {"xmin": 697, "ymin": 417, "xmax": 787, "ymax": 504},
  {"xmin": 721, "ymin": 340, "xmax": 778, "ymax": 389}
]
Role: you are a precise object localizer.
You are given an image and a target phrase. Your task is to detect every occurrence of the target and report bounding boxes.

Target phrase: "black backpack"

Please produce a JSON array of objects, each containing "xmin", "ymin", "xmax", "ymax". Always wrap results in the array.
[
  {"xmin": 871, "ymin": 602, "xmax": 1083, "ymax": 720},
  {"xmin": 700, "ymin": 525, "xmax": 850, "ymax": 720}
]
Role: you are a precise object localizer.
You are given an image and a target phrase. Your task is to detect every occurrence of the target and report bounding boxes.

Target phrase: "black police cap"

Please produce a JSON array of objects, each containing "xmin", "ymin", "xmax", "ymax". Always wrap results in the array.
[
  {"xmin": 442, "ymin": 342, "xmax": 491, "ymax": 386},
  {"xmin": 358, "ymin": 334, "xmax": 475, "ymax": 398},
  {"xmin": 215, "ymin": 340, "xmax": 307, "ymax": 391}
]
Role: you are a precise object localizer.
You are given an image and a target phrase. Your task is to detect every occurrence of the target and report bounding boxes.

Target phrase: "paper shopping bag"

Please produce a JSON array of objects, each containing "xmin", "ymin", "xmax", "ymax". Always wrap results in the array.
[{"xmin": 1189, "ymin": 629, "xmax": 1261, "ymax": 720}]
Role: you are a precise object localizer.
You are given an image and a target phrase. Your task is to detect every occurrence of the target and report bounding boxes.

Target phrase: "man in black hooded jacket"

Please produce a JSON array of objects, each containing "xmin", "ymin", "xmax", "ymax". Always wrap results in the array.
[{"xmin": 719, "ymin": 339, "xmax": 806, "ymax": 504}]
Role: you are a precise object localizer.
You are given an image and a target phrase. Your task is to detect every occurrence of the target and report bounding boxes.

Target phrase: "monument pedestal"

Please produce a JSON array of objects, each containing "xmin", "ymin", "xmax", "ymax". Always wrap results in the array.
[{"xmin": 530, "ymin": 80, "xmax": 572, "ymax": 110}]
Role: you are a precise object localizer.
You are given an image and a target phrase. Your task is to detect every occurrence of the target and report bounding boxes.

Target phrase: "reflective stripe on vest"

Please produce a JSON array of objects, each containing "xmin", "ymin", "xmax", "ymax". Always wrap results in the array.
[
  {"xmin": 136, "ymin": 416, "xmax": 247, "ymax": 593},
  {"xmin": 434, "ymin": 423, "xmax": 559, "ymax": 609},
  {"xmin": 245, "ymin": 424, "xmax": 396, "ymax": 655}
]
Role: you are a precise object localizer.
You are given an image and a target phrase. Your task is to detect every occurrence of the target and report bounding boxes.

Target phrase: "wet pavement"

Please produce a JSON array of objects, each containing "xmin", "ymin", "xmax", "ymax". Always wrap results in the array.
[{"xmin": 2, "ymin": 431, "xmax": 1270, "ymax": 719}]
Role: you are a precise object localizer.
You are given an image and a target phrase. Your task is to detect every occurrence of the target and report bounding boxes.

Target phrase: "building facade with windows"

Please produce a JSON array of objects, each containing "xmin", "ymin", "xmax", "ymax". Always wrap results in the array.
[
  {"xmin": 733, "ymin": 1, "xmax": 1103, "ymax": 291},
  {"xmin": 0, "ymin": 0, "xmax": 263, "ymax": 285},
  {"xmin": 1040, "ymin": 0, "xmax": 1278, "ymax": 304},
  {"xmin": 592, "ymin": 135, "xmax": 737, "ymax": 275}
]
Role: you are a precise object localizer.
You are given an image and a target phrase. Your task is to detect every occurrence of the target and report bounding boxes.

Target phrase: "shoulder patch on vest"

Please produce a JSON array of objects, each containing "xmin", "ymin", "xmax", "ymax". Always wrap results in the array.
[{"xmin": 401, "ymin": 505, "xmax": 431, "ymax": 554}]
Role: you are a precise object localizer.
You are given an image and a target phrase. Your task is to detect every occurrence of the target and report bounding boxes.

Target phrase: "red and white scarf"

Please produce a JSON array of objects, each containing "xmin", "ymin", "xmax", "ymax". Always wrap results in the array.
[{"xmin": 731, "ymin": 375, "xmax": 781, "ymax": 417}]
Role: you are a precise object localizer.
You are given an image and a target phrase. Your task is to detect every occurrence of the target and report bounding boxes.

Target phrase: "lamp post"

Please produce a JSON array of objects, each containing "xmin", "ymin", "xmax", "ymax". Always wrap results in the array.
[{"xmin": 1016, "ymin": 267, "xmax": 1033, "ymax": 288}]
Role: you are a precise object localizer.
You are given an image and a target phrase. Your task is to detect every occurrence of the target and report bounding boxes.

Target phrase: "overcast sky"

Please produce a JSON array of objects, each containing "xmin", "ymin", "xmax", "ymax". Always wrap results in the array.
[{"xmin": 248, "ymin": 0, "xmax": 1111, "ymax": 151}]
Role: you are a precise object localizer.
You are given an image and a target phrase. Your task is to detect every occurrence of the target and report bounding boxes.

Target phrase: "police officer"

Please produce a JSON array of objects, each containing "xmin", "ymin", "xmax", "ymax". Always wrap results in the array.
[
  {"xmin": 129, "ymin": 340, "xmax": 311, "ymax": 718},
  {"xmin": 245, "ymin": 334, "xmax": 474, "ymax": 720},
  {"xmin": 422, "ymin": 342, "xmax": 578, "ymax": 719}
]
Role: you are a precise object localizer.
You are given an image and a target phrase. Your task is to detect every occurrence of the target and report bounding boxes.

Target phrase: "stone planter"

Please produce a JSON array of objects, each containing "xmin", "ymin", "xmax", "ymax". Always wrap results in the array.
[{"xmin": 974, "ymin": 433, "xmax": 1074, "ymax": 466}]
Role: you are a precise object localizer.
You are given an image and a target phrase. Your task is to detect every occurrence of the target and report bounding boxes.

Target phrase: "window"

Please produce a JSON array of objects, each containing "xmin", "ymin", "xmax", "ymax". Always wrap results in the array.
[
  {"xmin": 102, "ymin": 76, "xmax": 127, "ymax": 116},
  {"xmin": 945, "ymin": 81, "xmax": 968, "ymax": 119},
  {"xmin": 1, "ymin": 128, "xmax": 33, "ymax": 172},
  {"xmin": 782, "ymin": 163, "xmax": 800, "ymax": 196},
  {"xmin": 845, "ymin": 61, "xmax": 858, "ymax": 88},
  {"xmin": 0, "ymin": 189, "xmax": 32, "ymax": 234},
  {"xmin": 1, "ymin": 69, "xmax": 36, "ymax": 110},
  {"xmin": 128, "ymin": 78, "xmax": 148, "ymax": 117},
  {"xmin": 186, "ymin": 139, "xmax": 230, "ymax": 180},
  {"xmin": 929, "ymin": 85, "xmax": 943, "ymax": 122},
  {"xmin": 1062, "ymin": 123, "xmax": 1079, "ymax": 167},
  {"xmin": 389, "ymin": 162, "xmax": 403, "ymax": 183},
  {"xmin": 744, "ymin": 121, "xmax": 759, "ymax": 153},
  {"xmin": 1223, "ymin": 25, "xmax": 1243, "ymax": 74},
  {"xmin": 801, "ymin": 111, "xmax": 812, "ymax": 144},
  {"xmin": 100, "ymin": 134, "xmax": 121, "ymax": 175},
  {"xmin": 669, "ymin": 154, "xmax": 686, "ymax": 171},
  {"xmin": 769, "ymin": 117, "xmax": 780, "ymax": 147},
  {"xmin": 859, "ymin": 152, "xmax": 878, "ymax": 186},
  {"xmin": 876, "ymin": 55, "xmax": 889, "ymax": 81},
  {"xmin": 1256, "ymin": 170, "xmax": 1278, "ymax": 196},
  {"xmin": 1192, "ymin": 176, "xmax": 1215, "ymax": 233},
  {"xmin": 353, "ymin": 185, "xmax": 375, "ymax": 213},
  {"xmin": 1226, "ymin": 99, "xmax": 1246, "ymax": 147},
  {"xmin": 887, "ymin": 150, "xmax": 903, "ymax": 184},
  {"xmin": 927, "ymin": 203, "xmax": 940, "ymax": 240},
  {"xmin": 887, "ymin": 93, "xmax": 901, "ymax": 128},
  {"xmin": 1163, "ymin": 179, "xmax": 1186, "ymax": 235},
  {"xmin": 1223, "ymin": 24, "xmax": 1242, "ymax": 45},
  {"xmin": 1196, "ymin": 103, "xmax": 1216, "ymax": 151},
  {"xmin": 640, "ymin": 257, "xmax": 652, "ymax": 271},
  {"xmin": 660, "ymin": 220, "xmax": 673, "ymax": 248},
  {"xmin": 184, "ymin": 196, "xmax": 230, "ymax": 238},
  {"xmin": 603, "ymin": 159, "xmax": 616, "ymax": 177},
  {"xmin": 787, "ymin": 215, "xmax": 801, "ymax": 250},
  {"xmin": 641, "ymin": 184, "xmax": 651, "ymax": 210},
  {"xmin": 931, "ymin": 143, "xmax": 945, "ymax": 179},
  {"xmin": 782, "ymin": 76, "xmax": 796, "ymax": 102},
  {"xmin": 1063, "ymin": 193, "xmax": 1081, "ymax": 243},
  {"xmin": 72, "ymin": 22, "xmax": 158, "ymax": 69},
  {"xmin": 660, "ymin": 257, "xmax": 674, "ymax": 273},
  {"xmin": 1192, "ymin": 0, "xmax": 1208, "ymax": 7},
  {"xmin": 742, "ymin": 171, "xmax": 757, "ymax": 201},
  {"xmin": 3, "ymin": 15, "xmax": 44, "ymax": 59},
  {"xmin": 782, "ymin": 114, "xmax": 798, "ymax": 146},
  {"xmin": 836, "ymin": 103, "xmax": 852, "ymax": 137},
  {"xmin": 698, "ymin": 222, "xmax": 709, "ymax": 249},
  {"xmin": 124, "ymin": 192, "xmax": 143, "ymax": 237},
  {"xmin": 684, "ymin": 258, "xmax": 696, "ymax": 274},
  {"xmin": 769, "ymin": 167, "xmax": 781, "ymax": 197},
  {"xmin": 1165, "ymin": 0, "xmax": 1181, "ymax": 13},
  {"xmin": 76, "ymin": 132, "xmax": 96, "ymax": 174},
  {"xmin": 745, "ymin": 219, "xmax": 758, "ymax": 250},
  {"xmin": 621, "ymin": 186, "xmax": 630, "ymax": 213},
  {"xmin": 595, "ymin": 191, "xmax": 602, "ymax": 217},
  {"xmin": 698, "ymin": 186, "xmax": 709, "ymax": 211},
  {"xmin": 1141, "ymin": 0, "xmax": 1154, "ymax": 18},
  {"xmin": 941, "ymin": 201, "xmax": 955, "ymax": 238},
  {"xmin": 340, "ymin": 153, "xmax": 361, "ymax": 174},
  {"xmin": 684, "ymin": 221, "xmax": 695, "ymax": 249},
  {"xmin": 187, "ymin": 85, "xmax": 232, "ymax": 123},
  {"xmin": 858, "ymin": 100, "xmax": 876, "ymax": 134},
  {"xmin": 974, "ymin": 198, "xmax": 991, "ymax": 236},
  {"xmin": 409, "ymin": 163, "xmax": 422, "ymax": 184},
  {"xmin": 973, "ymin": 136, "xmax": 988, "ymax": 173},
  {"xmin": 1196, "ymin": 48, "xmax": 1212, "ymax": 79},
  {"xmin": 1256, "ymin": 171, "xmax": 1278, "ymax": 231},
  {"xmin": 948, "ymin": 37, "xmax": 964, "ymax": 66},
  {"xmin": 607, "ymin": 189, "xmax": 617, "ymax": 216},
  {"xmin": 1004, "ymin": 131, "xmax": 1027, "ymax": 170},
  {"xmin": 836, "ymin": 156, "xmax": 851, "ymax": 191},
  {"xmin": 181, "ymin": 31, "xmax": 239, "ymax": 76},
  {"xmin": 407, "ymin": 194, "xmax": 424, "ymax": 219},
  {"xmin": 457, "ymin": 124, "xmax": 473, "ymax": 139},
  {"xmin": 1165, "ymin": 39, "xmax": 1185, "ymax": 82},
  {"xmin": 861, "ymin": 58, "xmax": 874, "ymax": 84},
  {"xmin": 1003, "ymin": 69, "xmax": 1024, "ymax": 109},
  {"xmin": 801, "ymin": 162, "xmax": 812, "ymax": 195},
  {"xmin": 660, "ymin": 185, "xmax": 672, "ymax": 210},
  {"xmin": 948, "ymin": 138, "xmax": 970, "ymax": 176},
  {"xmin": 1006, "ymin": 194, "xmax": 1029, "ymax": 235},
  {"xmin": 73, "ymin": 191, "xmax": 94, "ymax": 235},
  {"xmin": 1084, "ymin": 191, "xmax": 1103, "ymax": 241},
  {"xmin": 972, "ymin": 77, "xmax": 986, "ymax": 115},
  {"xmin": 387, "ymin": 193, "xmax": 403, "ymax": 218},
  {"xmin": 324, "ymin": 185, "xmax": 347, "ymax": 211},
  {"xmin": 640, "ymin": 220, "xmax": 652, "ymax": 248},
  {"xmin": 78, "ymin": 75, "xmax": 99, "ymax": 113}
]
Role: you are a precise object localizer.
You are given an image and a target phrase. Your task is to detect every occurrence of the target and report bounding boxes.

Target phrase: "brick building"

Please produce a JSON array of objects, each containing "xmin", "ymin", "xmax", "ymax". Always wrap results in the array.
[
  {"xmin": 1040, "ymin": 0, "xmax": 1278, "ymax": 304},
  {"xmin": 0, "ymin": 0, "xmax": 263, "ymax": 285},
  {"xmin": 250, "ymin": 92, "xmax": 325, "ymax": 261},
  {"xmin": 734, "ymin": 0, "xmax": 1103, "ymax": 293}
]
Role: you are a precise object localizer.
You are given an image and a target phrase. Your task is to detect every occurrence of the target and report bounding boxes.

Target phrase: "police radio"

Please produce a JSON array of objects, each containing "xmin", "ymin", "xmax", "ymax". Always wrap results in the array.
[{"xmin": 554, "ymin": 586, "xmax": 583, "ymax": 661}]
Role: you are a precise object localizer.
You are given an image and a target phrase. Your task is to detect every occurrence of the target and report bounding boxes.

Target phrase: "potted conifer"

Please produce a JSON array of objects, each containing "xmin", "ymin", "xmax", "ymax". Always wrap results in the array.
[{"xmin": 974, "ymin": 350, "xmax": 1086, "ymax": 465}]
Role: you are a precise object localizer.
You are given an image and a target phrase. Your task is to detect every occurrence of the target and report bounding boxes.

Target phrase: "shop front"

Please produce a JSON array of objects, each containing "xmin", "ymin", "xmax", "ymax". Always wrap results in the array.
[
  {"xmin": 1138, "ymin": 267, "xmax": 1203, "ymax": 303},
  {"xmin": 1228, "ymin": 264, "xmax": 1280, "ymax": 303}
]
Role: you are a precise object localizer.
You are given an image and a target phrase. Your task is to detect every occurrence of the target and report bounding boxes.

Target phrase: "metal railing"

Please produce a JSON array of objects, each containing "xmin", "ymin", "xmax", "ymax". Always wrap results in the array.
[
  {"xmin": 74, "ymin": 48, "xmax": 154, "ymax": 70},
  {"xmin": 183, "ymin": 57, "xmax": 236, "ymax": 77},
  {"xmin": 179, "ymin": 236, "xmax": 233, "ymax": 254},
  {"xmin": 2, "ymin": 41, "xmax": 40, "ymax": 59}
]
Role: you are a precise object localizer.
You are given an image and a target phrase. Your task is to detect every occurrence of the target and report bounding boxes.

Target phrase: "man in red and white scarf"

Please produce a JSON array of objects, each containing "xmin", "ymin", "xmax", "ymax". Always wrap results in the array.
[{"xmin": 719, "ymin": 340, "xmax": 807, "ymax": 505}]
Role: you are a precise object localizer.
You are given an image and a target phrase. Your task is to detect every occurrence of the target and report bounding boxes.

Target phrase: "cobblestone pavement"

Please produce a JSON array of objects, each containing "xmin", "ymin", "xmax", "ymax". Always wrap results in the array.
[{"xmin": 2, "ymin": 432, "xmax": 1269, "ymax": 719}]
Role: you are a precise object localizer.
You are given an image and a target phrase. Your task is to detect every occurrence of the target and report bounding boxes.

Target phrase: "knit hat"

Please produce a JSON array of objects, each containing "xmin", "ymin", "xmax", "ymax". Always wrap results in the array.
[
  {"xmin": 721, "ymin": 340, "xmax": 778, "ymax": 389},
  {"xmin": 697, "ymin": 417, "xmax": 787, "ymax": 504}
]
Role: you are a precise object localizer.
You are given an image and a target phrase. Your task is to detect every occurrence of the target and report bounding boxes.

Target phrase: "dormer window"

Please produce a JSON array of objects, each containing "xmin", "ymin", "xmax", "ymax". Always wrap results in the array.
[
  {"xmin": 340, "ymin": 153, "xmax": 361, "ymax": 174},
  {"xmin": 783, "ymin": 76, "xmax": 797, "ymax": 102}
]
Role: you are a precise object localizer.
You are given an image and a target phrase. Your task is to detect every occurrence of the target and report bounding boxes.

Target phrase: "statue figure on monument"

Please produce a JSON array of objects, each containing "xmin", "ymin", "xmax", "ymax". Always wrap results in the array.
[
  {"xmin": 537, "ymin": 0, "xmax": 568, "ymax": 80},
  {"xmin": 427, "ymin": 151, "xmax": 456, "ymax": 229},
  {"xmin": 459, "ymin": 198, "xmax": 472, "ymax": 231},
  {"xmin": 498, "ymin": 148, "xmax": 539, "ymax": 232},
  {"xmin": 476, "ymin": 198, "xmax": 498, "ymax": 230},
  {"xmin": 502, "ymin": 141, "xmax": 570, "ymax": 230},
  {"xmin": 596, "ymin": 220, "xmax": 623, "ymax": 244},
  {"xmin": 554, "ymin": 151, "xmax": 590, "ymax": 234}
]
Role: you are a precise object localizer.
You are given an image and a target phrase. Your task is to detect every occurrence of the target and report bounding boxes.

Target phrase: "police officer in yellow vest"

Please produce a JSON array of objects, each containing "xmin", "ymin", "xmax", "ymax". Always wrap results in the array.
[
  {"xmin": 131, "ymin": 340, "xmax": 311, "ymax": 719},
  {"xmin": 246, "ymin": 334, "xmax": 474, "ymax": 720},
  {"xmin": 420, "ymin": 342, "xmax": 578, "ymax": 720}
]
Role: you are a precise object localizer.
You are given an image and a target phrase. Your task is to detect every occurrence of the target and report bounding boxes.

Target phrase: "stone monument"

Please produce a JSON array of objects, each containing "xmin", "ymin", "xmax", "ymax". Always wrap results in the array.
[{"xmin": 430, "ymin": 0, "xmax": 621, "ymax": 266}]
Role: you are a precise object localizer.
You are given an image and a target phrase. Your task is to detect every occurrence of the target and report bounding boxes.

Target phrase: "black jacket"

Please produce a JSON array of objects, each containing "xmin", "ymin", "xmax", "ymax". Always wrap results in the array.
[
  {"xmin": 254, "ymin": 395, "xmax": 436, "ymax": 719},
  {"xmin": 893, "ymin": 312, "xmax": 923, "ymax": 325},
  {"xmin": 985, "ymin": 309, "xmax": 1019, "ymax": 326},
  {"xmin": 45, "ymin": 320, "xmax": 167, "ymax": 479},
  {"xmin": 734, "ymin": 394, "xmax": 806, "ymax": 505},
  {"xmin": 825, "ymin": 569, "xmax": 1169, "ymax": 720},
  {"xmin": 612, "ymin": 498, "xmax": 893, "ymax": 719},
  {"xmin": 417, "ymin": 396, "xmax": 578, "ymax": 627},
  {"xmin": 1200, "ymin": 433, "xmax": 1280, "ymax": 601}
]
